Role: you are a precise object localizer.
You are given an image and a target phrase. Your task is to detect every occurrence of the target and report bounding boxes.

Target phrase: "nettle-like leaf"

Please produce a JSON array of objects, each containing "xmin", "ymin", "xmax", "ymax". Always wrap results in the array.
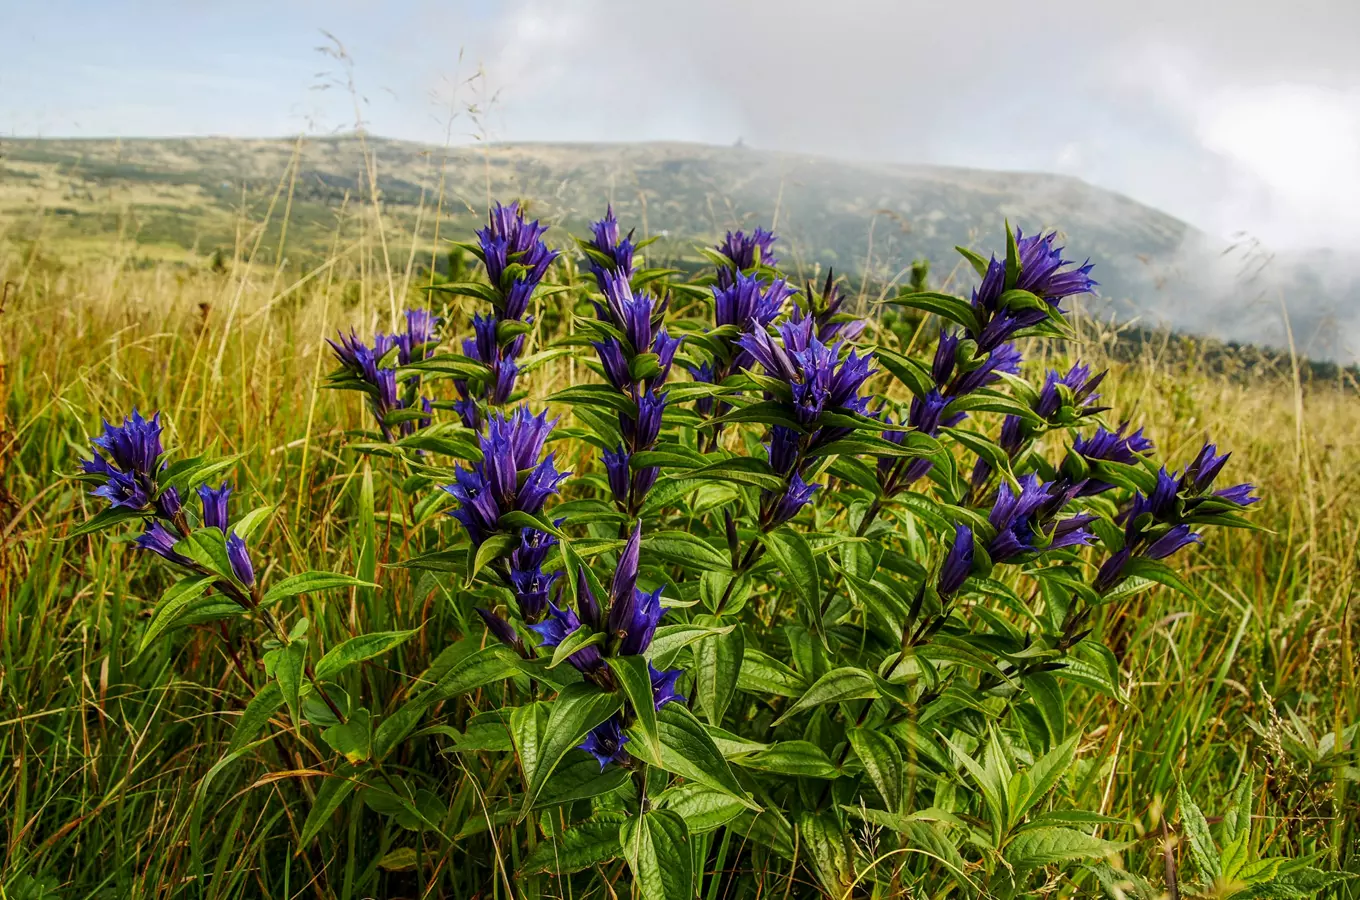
[{"xmin": 620, "ymin": 809, "xmax": 693, "ymax": 900}]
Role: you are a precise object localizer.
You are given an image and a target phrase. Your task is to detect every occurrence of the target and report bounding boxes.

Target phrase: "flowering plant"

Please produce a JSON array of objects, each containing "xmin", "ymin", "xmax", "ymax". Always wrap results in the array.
[{"xmin": 71, "ymin": 211, "xmax": 1275, "ymax": 899}]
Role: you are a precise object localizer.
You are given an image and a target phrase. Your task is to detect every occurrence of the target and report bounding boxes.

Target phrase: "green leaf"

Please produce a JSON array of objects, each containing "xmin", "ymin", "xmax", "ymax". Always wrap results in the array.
[
  {"xmin": 157, "ymin": 453, "xmax": 242, "ymax": 497},
  {"xmin": 735, "ymin": 740, "xmax": 839, "ymax": 778},
  {"xmin": 799, "ymin": 811, "xmax": 855, "ymax": 897},
  {"xmin": 760, "ymin": 527, "xmax": 820, "ymax": 624},
  {"xmin": 1023, "ymin": 734, "xmax": 1079, "ymax": 816},
  {"xmin": 232, "ymin": 504, "xmax": 276, "ymax": 541},
  {"xmin": 657, "ymin": 783, "xmax": 747, "ymax": 834},
  {"xmin": 632, "ymin": 704, "xmax": 758, "ymax": 810},
  {"xmin": 315, "ymin": 629, "xmax": 417, "ymax": 682},
  {"xmin": 1003, "ymin": 827, "xmax": 1126, "ymax": 878},
  {"xmin": 532, "ymin": 752, "xmax": 631, "ymax": 809},
  {"xmin": 885, "ymin": 290, "xmax": 980, "ymax": 334},
  {"xmin": 956, "ymin": 245, "xmax": 991, "ymax": 277},
  {"xmin": 321, "ymin": 708, "xmax": 372, "ymax": 764},
  {"xmin": 643, "ymin": 531, "xmax": 731, "ymax": 572},
  {"xmin": 521, "ymin": 815, "xmax": 624, "ymax": 874},
  {"xmin": 548, "ymin": 628, "xmax": 605, "ymax": 670},
  {"xmin": 1178, "ymin": 779, "xmax": 1221, "ymax": 881},
  {"xmin": 373, "ymin": 644, "xmax": 518, "ymax": 759},
  {"xmin": 849, "ymin": 728, "xmax": 904, "ymax": 812},
  {"xmin": 275, "ymin": 641, "xmax": 307, "ymax": 727},
  {"xmin": 175, "ymin": 528, "xmax": 236, "ymax": 582},
  {"xmin": 620, "ymin": 809, "xmax": 693, "ymax": 900},
  {"xmin": 227, "ymin": 681, "xmax": 284, "ymax": 755},
  {"xmin": 610, "ymin": 655, "xmax": 662, "ymax": 761},
  {"xmin": 737, "ymin": 646, "xmax": 807, "ymax": 697},
  {"xmin": 298, "ymin": 765, "xmax": 359, "ymax": 846},
  {"xmin": 695, "ymin": 619, "xmax": 743, "ymax": 726},
  {"xmin": 679, "ymin": 456, "xmax": 785, "ymax": 492},
  {"xmin": 137, "ymin": 574, "xmax": 218, "ymax": 655},
  {"xmin": 61, "ymin": 505, "xmax": 146, "ymax": 540},
  {"xmin": 262, "ymin": 571, "xmax": 377, "ymax": 608},
  {"xmin": 467, "ymin": 532, "xmax": 517, "ymax": 585},
  {"xmin": 648, "ymin": 622, "xmax": 736, "ymax": 668},
  {"xmin": 521, "ymin": 683, "xmax": 623, "ymax": 814},
  {"xmin": 773, "ymin": 667, "xmax": 879, "ymax": 726}
]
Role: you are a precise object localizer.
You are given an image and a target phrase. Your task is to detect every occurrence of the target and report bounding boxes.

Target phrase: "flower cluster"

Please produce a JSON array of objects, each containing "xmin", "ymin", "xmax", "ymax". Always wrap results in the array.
[
  {"xmin": 327, "ymin": 309, "xmax": 438, "ymax": 440},
  {"xmin": 483, "ymin": 524, "xmax": 685, "ymax": 769},
  {"xmin": 583, "ymin": 209, "xmax": 680, "ymax": 513},
  {"xmin": 687, "ymin": 228, "xmax": 796, "ymax": 442},
  {"xmin": 81, "ymin": 410, "xmax": 255, "ymax": 589},
  {"xmin": 1094, "ymin": 442, "xmax": 1258, "ymax": 591},
  {"xmin": 984, "ymin": 474, "xmax": 1096, "ymax": 563},
  {"xmin": 737, "ymin": 310, "xmax": 876, "ymax": 528},
  {"xmin": 968, "ymin": 228, "xmax": 1097, "ymax": 352},
  {"xmin": 876, "ymin": 332, "xmax": 1023, "ymax": 497},
  {"xmin": 454, "ymin": 202, "xmax": 560, "ymax": 428},
  {"xmin": 968, "ymin": 361, "xmax": 1108, "ymax": 495}
]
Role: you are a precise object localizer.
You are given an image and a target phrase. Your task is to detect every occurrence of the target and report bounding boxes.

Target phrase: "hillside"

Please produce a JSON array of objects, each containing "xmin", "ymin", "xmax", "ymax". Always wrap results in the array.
[{"xmin": 1, "ymin": 134, "xmax": 1353, "ymax": 360}]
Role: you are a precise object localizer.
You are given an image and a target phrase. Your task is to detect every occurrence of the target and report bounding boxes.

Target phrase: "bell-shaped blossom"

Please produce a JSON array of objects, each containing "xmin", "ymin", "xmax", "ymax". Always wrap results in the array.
[
  {"xmin": 580, "ymin": 715, "xmax": 631, "ymax": 769},
  {"xmin": 713, "ymin": 271, "xmax": 793, "ymax": 331},
  {"xmin": 946, "ymin": 343, "xmax": 1023, "ymax": 398},
  {"xmin": 83, "ymin": 409, "xmax": 167, "ymax": 511},
  {"xmin": 716, "ymin": 227, "xmax": 779, "ymax": 272},
  {"xmin": 937, "ymin": 524, "xmax": 975, "ymax": 595},
  {"xmin": 443, "ymin": 407, "xmax": 568, "ymax": 547},
  {"xmin": 586, "ymin": 205, "xmax": 636, "ymax": 285},
  {"xmin": 968, "ymin": 229, "xmax": 1096, "ymax": 351},
  {"xmin": 475, "ymin": 607, "xmax": 526, "ymax": 655},
  {"xmin": 763, "ymin": 472, "xmax": 820, "ymax": 529},
  {"xmin": 648, "ymin": 662, "xmax": 686, "ymax": 710},
  {"xmin": 737, "ymin": 320, "xmax": 876, "ymax": 430},
  {"xmin": 620, "ymin": 390, "xmax": 667, "ymax": 450},
  {"xmin": 986, "ymin": 474, "xmax": 1096, "ymax": 562},
  {"xmin": 805, "ymin": 272, "xmax": 866, "ymax": 343},
  {"xmin": 1034, "ymin": 363, "xmax": 1107, "ymax": 420},
  {"xmin": 135, "ymin": 521, "xmax": 193, "ymax": 567},
  {"xmin": 226, "ymin": 532, "xmax": 255, "ymax": 586},
  {"xmin": 198, "ymin": 482, "xmax": 232, "ymax": 532},
  {"xmin": 476, "ymin": 202, "xmax": 559, "ymax": 318}
]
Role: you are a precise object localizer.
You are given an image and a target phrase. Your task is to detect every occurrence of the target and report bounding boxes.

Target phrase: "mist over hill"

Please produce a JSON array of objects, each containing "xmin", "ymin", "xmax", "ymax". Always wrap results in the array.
[{"xmin": 2, "ymin": 134, "xmax": 1354, "ymax": 361}]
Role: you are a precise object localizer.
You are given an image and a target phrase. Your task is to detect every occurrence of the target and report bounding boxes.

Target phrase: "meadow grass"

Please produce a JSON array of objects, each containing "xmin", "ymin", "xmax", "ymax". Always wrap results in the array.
[{"xmin": 1, "ymin": 185, "xmax": 1358, "ymax": 899}]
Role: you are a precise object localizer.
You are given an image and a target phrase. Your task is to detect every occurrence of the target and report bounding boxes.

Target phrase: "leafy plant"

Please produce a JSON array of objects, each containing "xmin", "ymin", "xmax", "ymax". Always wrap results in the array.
[{"xmin": 67, "ymin": 205, "xmax": 1270, "ymax": 898}]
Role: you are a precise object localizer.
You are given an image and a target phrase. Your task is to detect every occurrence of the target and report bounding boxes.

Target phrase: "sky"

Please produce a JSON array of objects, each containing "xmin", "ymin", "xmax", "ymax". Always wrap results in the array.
[{"xmin": 2, "ymin": 0, "xmax": 1359, "ymax": 253}]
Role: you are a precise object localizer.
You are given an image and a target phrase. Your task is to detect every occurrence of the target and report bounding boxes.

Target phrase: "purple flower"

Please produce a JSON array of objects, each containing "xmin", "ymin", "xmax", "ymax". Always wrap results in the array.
[
  {"xmin": 1145, "ymin": 524, "xmax": 1201, "ymax": 560},
  {"xmin": 443, "ymin": 407, "xmax": 568, "ymax": 547},
  {"xmin": 937, "ymin": 524, "xmax": 974, "ymax": 595},
  {"xmin": 135, "ymin": 521, "xmax": 193, "ymax": 566},
  {"xmin": 510, "ymin": 566, "xmax": 560, "ymax": 622},
  {"xmin": 621, "ymin": 390, "xmax": 666, "ymax": 449},
  {"xmin": 575, "ymin": 566, "xmax": 603, "ymax": 631},
  {"xmin": 1034, "ymin": 363, "xmax": 1107, "ymax": 420},
  {"xmin": 713, "ymin": 271, "xmax": 793, "ymax": 331},
  {"xmin": 396, "ymin": 308, "xmax": 438, "ymax": 365},
  {"xmin": 947, "ymin": 343, "xmax": 1023, "ymax": 397},
  {"xmin": 598, "ymin": 269, "xmax": 655, "ymax": 355},
  {"xmin": 580, "ymin": 715, "xmax": 630, "ymax": 769},
  {"xmin": 968, "ymin": 229, "xmax": 1096, "ymax": 351},
  {"xmin": 986, "ymin": 474, "xmax": 1096, "ymax": 562},
  {"xmin": 737, "ymin": 324, "xmax": 876, "ymax": 428},
  {"xmin": 932, "ymin": 331, "xmax": 960, "ymax": 385},
  {"xmin": 648, "ymin": 662, "xmax": 685, "ymax": 709},
  {"xmin": 198, "ymin": 482, "xmax": 231, "ymax": 532},
  {"xmin": 529, "ymin": 600, "xmax": 606, "ymax": 673},
  {"xmin": 1215, "ymin": 483, "xmax": 1259, "ymax": 506},
  {"xmin": 226, "ymin": 531, "xmax": 255, "ymax": 586},
  {"xmin": 686, "ymin": 361, "xmax": 719, "ymax": 418},
  {"xmin": 604, "ymin": 446, "xmax": 659, "ymax": 508},
  {"xmin": 586, "ymin": 206, "xmax": 636, "ymax": 283},
  {"xmin": 593, "ymin": 338, "xmax": 632, "ymax": 392},
  {"xmin": 767, "ymin": 425, "xmax": 802, "ymax": 477},
  {"xmin": 475, "ymin": 607, "xmax": 525, "ymax": 654},
  {"xmin": 717, "ymin": 227, "xmax": 779, "ymax": 271},
  {"xmin": 477, "ymin": 202, "xmax": 559, "ymax": 317},
  {"xmin": 763, "ymin": 472, "xmax": 820, "ymax": 529},
  {"xmin": 83, "ymin": 409, "xmax": 167, "ymax": 511},
  {"xmin": 155, "ymin": 487, "xmax": 182, "ymax": 522},
  {"xmin": 1074, "ymin": 424, "xmax": 1153, "ymax": 466},
  {"xmin": 608, "ymin": 524, "xmax": 643, "ymax": 631}
]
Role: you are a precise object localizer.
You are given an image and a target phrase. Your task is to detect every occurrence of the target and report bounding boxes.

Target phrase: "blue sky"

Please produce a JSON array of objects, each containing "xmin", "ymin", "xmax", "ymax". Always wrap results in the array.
[{"xmin": 3, "ymin": 0, "xmax": 1359, "ymax": 251}]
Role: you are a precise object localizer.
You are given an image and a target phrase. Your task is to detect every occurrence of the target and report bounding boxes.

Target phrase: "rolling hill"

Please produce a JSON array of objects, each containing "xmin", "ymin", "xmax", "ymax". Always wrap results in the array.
[{"xmin": 1, "ymin": 134, "xmax": 1353, "ymax": 361}]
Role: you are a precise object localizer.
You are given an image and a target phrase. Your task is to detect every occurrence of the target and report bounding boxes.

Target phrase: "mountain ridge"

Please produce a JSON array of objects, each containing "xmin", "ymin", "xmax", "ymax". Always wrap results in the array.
[{"xmin": 1, "ymin": 134, "xmax": 1351, "ymax": 360}]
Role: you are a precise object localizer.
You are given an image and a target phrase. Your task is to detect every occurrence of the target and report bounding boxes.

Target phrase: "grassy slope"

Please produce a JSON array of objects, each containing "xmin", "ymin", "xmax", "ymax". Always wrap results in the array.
[{"xmin": 1, "ymin": 152, "xmax": 1357, "ymax": 897}]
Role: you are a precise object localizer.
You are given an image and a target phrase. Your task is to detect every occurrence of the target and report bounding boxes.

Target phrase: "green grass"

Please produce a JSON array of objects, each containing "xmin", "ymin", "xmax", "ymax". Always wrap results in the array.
[{"xmin": 1, "ymin": 177, "xmax": 1358, "ymax": 899}]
